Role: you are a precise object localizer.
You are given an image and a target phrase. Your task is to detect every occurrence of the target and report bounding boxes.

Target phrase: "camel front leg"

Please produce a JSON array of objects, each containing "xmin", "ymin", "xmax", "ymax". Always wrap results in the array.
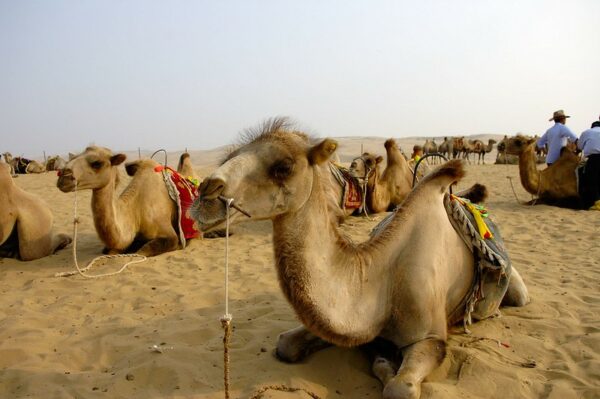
[
  {"xmin": 383, "ymin": 338, "xmax": 446, "ymax": 399},
  {"xmin": 137, "ymin": 235, "xmax": 179, "ymax": 256},
  {"xmin": 275, "ymin": 325, "xmax": 332, "ymax": 363}
]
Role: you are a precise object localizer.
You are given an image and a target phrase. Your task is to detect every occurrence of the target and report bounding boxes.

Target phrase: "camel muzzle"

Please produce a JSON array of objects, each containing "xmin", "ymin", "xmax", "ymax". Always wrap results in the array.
[{"xmin": 57, "ymin": 170, "xmax": 77, "ymax": 193}]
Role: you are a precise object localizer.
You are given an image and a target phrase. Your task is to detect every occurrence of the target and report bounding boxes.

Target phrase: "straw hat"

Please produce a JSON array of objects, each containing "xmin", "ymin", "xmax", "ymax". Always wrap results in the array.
[{"xmin": 549, "ymin": 110, "xmax": 570, "ymax": 121}]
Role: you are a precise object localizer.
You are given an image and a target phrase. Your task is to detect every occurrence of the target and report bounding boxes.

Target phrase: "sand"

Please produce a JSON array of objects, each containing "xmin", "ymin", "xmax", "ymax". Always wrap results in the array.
[{"xmin": 0, "ymin": 137, "xmax": 599, "ymax": 399}]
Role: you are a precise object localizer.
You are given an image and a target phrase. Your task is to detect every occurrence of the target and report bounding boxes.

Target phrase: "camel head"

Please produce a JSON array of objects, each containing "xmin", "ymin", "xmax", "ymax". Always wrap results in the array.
[
  {"xmin": 348, "ymin": 152, "xmax": 383, "ymax": 181},
  {"xmin": 502, "ymin": 135, "xmax": 536, "ymax": 156},
  {"xmin": 57, "ymin": 146, "xmax": 126, "ymax": 192},
  {"xmin": 2, "ymin": 152, "xmax": 12, "ymax": 163},
  {"xmin": 191, "ymin": 119, "xmax": 338, "ymax": 232}
]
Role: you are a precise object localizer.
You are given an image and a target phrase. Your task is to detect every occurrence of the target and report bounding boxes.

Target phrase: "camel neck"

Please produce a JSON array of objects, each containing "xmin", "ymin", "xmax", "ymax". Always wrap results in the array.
[
  {"xmin": 91, "ymin": 169, "xmax": 132, "ymax": 249},
  {"xmin": 271, "ymin": 167, "xmax": 394, "ymax": 347},
  {"xmin": 518, "ymin": 144, "xmax": 540, "ymax": 195}
]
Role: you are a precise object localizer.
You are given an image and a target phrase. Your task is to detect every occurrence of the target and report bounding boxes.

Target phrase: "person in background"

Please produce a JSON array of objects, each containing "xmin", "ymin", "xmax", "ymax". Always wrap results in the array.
[
  {"xmin": 578, "ymin": 120, "xmax": 600, "ymax": 210},
  {"xmin": 537, "ymin": 110, "xmax": 578, "ymax": 166},
  {"xmin": 411, "ymin": 145, "xmax": 423, "ymax": 163}
]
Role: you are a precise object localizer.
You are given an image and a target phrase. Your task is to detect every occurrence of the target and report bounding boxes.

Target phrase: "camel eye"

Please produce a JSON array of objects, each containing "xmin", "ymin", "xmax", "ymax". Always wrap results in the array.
[
  {"xmin": 90, "ymin": 160, "xmax": 103, "ymax": 170},
  {"xmin": 269, "ymin": 158, "xmax": 294, "ymax": 181}
]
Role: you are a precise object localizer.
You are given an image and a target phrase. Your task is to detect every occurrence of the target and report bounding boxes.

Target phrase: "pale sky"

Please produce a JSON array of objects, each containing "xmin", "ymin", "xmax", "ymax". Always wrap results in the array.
[{"xmin": 1, "ymin": 0, "xmax": 599, "ymax": 158}]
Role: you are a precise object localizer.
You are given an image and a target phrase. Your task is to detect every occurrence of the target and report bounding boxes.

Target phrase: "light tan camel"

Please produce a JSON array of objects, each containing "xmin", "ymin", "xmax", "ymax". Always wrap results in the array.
[
  {"xmin": 348, "ymin": 139, "xmax": 414, "ymax": 213},
  {"xmin": 177, "ymin": 152, "xmax": 198, "ymax": 180},
  {"xmin": 3, "ymin": 152, "xmax": 45, "ymax": 174},
  {"xmin": 191, "ymin": 120, "xmax": 529, "ymax": 399},
  {"xmin": 422, "ymin": 139, "xmax": 437, "ymax": 155},
  {"xmin": 56, "ymin": 146, "xmax": 183, "ymax": 256},
  {"xmin": 502, "ymin": 135, "xmax": 581, "ymax": 208},
  {"xmin": 0, "ymin": 163, "xmax": 71, "ymax": 260},
  {"xmin": 472, "ymin": 139, "xmax": 497, "ymax": 164},
  {"xmin": 45, "ymin": 155, "xmax": 67, "ymax": 171}
]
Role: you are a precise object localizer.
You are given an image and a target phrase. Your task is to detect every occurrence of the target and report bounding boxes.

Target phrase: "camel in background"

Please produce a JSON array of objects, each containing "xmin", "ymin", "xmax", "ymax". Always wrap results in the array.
[
  {"xmin": 0, "ymin": 163, "xmax": 71, "ymax": 260},
  {"xmin": 57, "ymin": 146, "xmax": 188, "ymax": 256},
  {"xmin": 438, "ymin": 137, "xmax": 453, "ymax": 159},
  {"xmin": 452, "ymin": 137, "xmax": 465, "ymax": 159},
  {"xmin": 191, "ymin": 119, "xmax": 528, "ymax": 399},
  {"xmin": 471, "ymin": 139, "xmax": 497, "ymax": 164},
  {"xmin": 45, "ymin": 155, "xmax": 67, "ymax": 171},
  {"xmin": 2, "ymin": 152, "xmax": 45, "ymax": 174}
]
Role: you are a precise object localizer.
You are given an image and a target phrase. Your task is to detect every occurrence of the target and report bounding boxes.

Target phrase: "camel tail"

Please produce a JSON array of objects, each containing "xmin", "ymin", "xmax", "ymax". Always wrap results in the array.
[{"xmin": 455, "ymin": 183, "xmax": 488, "ymax": 204}]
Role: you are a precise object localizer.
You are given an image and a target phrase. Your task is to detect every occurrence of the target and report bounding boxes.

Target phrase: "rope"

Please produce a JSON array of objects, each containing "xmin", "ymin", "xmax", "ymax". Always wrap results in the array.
[
  {"xmin": 221, "ymin": 198, "xmax": 233, "ymax": 399},
  {"xmin": 503, "ymin": 149, "xmax": 541, "ymax": 206},
  {"xmin": 54, "ymin": 184, "xmax": 147, "ymax": 278}
]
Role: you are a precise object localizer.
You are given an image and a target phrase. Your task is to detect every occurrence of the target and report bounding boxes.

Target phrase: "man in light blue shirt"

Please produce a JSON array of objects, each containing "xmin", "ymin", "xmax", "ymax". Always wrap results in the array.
[
  {"xmin": 578, "ymin": 120, "xmax": 600, "ymax": 210},
  {"xmin": 537, "ymin": 110, "xmax": 578, "ymax": 166}
]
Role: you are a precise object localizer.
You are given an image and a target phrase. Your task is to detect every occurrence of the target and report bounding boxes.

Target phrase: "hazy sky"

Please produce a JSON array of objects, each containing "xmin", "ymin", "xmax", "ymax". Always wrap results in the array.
[{"xmin": 1, "ymin": 0, "xmax": 599, "ymax": 157}]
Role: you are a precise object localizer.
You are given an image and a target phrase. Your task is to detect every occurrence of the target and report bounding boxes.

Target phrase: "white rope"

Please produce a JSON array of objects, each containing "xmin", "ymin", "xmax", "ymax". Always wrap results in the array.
[
  {"xmin": 223, "ymin": 197, "xmax": 233, "ymax": 320},
  {"xmin": 55, "ymin": 183, "xmax": 147, "ymax": 278}
]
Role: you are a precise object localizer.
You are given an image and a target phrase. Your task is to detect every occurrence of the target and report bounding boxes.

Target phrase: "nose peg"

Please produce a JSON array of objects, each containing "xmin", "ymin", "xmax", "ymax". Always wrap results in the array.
[{"xmin": 200, "ymin": 177, "xmax": 226, "ymax": 200}]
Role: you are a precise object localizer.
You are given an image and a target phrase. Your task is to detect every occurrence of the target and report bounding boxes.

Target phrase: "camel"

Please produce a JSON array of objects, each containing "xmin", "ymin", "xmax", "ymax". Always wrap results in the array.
[
  {"xmin": 190, "ymin": 120, "xmax": 529, "ymax": 399},
  {"xmin": 471, "ymin": 139, "xmax": 497, "ymax": 164},
  {"xmin": 0, "ymin": 163, "xmax": 71, "ymax": 260},
  {"xmin": 3, "ymin": 152, "xmax": 45, "ymax": 174},
  {"xmin": 438, "ymin": 137, "xmax": 453, "ymax": 159},
  {"xmin": 422, "ymin": 139, "xmax": 437, "ymax": 155},
  {"xmin": 452, "ymin": 137, "xmax": 464, "ymax": 159},
  {"xmin": 45, "ymin": 155, "xmax": 67, "ymax": 171},
  {"xmin": 502, "ymin": 135, "xmax": 582, "ymax": 208},
  {"xmin": 56, "ymin": 146, "xmax": 191, "ymax": 256},
  {"xmin": 348, "ymin": 139, "xmax": 414, "ymax": 213},
  {"xmin": 177, "ymin": 152, "xmax": 198, "ymax": 181}
]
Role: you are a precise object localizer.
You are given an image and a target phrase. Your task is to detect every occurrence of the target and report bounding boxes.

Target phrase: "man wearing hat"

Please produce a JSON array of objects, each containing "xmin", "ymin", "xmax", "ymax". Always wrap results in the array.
[
  {"xmin": 578, "ymin": 119, "xmax": 600, "ymax": 210},
  {"xmin": 537, "ymin": 110, "xmax": 578, "ymax": 166}
]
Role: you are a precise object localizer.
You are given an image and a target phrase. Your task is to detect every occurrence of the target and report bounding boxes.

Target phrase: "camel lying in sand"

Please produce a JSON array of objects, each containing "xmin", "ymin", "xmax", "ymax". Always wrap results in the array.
[
  {"xmin": 501, "ymin": 135, "xmax": 582, "ymax": 208},
  {"xmin": 191, "ymin": 119, "xmax": 529, "ymax": 399},
  {"xmin": 348, "ymin": 139, "xmax": 414, "ymax": 213},
  {"xmin": 0, "ymin": 163, "xmax": 71, "ymax": 260},
  {"xmin": 2, "ymin": 152, "xmax": 45, "ymax": 174},
  {"xmin": 57, "ymin": 146, "xmax": 198, "ymax": 256}
]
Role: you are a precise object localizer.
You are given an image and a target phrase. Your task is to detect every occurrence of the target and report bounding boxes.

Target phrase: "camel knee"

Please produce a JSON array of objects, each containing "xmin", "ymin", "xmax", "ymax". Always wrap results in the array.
[
  {"xmin": 503, "ymin": 268, "xmax": 530, "ymax": 307},
  {"xmin": 275, "ymin": 326, "xmax": 330, "ymax": 363},
  {"xmin": 53, "ymin": 234, "xmax": 72, "ymax": 253}
]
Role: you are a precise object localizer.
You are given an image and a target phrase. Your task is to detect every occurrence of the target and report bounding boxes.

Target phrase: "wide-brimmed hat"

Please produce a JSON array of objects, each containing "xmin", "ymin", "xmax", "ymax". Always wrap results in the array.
[{"xmin": 549, "ymin": 110, "xmax": 570, "ymax": 121}]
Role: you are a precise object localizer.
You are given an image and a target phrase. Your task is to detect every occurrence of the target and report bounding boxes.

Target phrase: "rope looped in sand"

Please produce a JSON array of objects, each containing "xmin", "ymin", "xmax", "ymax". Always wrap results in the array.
[{"xmin": 54, "ymin": 182, "xmax": 147, "ymax": 279}]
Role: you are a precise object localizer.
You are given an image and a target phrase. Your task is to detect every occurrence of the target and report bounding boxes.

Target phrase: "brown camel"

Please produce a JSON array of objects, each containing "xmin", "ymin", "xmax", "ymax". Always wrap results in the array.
[
  {"xmin": 348, "ymin": 139, "xmax": 414, "ymax": 213},
  {"xmin": 191, "ymin": 120, "xmax": 529, "ymax": 399},
  {"xmin": 502, "ymin": 135, "xmax": 581, "ymax": 207},
  {"xmin": 438, "ymin": 137, "xmax": 453, "ymax": 159},
  {"xmin": 0, "ymin": 163, "xmax": 71, "ymax": 260},
  {"xmin": 472, "ymin": 139, "xmax": 497, "ymax": 164},
  {"xmin": 452, "ymin": 137, "xmax": 464, "ymax": 159},
  {"xmin": 57, "ymin": 146, "xmax": 186, "ymax": 256}
]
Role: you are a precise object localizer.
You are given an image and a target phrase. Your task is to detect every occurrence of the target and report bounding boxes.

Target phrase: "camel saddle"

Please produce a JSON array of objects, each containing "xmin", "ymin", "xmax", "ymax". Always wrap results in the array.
[
  {"xmin": 155, "ymin": 165, "xmax": 202, "ymax": 247},
  {"xmin": 329, "ymin": 163, "xmax": 364, "ymax": 211},
  {"xmin": 443, "ymin": 194, "xmax": 512, "ymax": 331}
]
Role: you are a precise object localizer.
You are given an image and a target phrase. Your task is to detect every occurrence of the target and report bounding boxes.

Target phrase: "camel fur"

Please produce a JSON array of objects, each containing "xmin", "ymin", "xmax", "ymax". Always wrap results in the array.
[
  {"xmin": 0, "ymin": 163, "xmax": 71, "ymax": 260},
  {"xmin": 190, "ymin": 119, "xmax": 529, "ymax": 399},
  {"xmin": 56, "ymin": 146, "xmax": 183, "ymax": 256}
]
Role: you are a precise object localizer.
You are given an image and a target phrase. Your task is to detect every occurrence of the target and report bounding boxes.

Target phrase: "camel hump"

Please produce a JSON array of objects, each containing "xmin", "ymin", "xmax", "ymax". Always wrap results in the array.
[
  {"xmin": 416, "ymin": 159, "xmax": 465, "ymax": 192},
  {"xmin": 384, "ymin": 139, "xmax": 397, "ymax": 149}
]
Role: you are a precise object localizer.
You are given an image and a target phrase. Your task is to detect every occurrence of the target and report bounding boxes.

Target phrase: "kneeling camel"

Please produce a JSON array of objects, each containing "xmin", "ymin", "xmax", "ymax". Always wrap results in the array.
[{"xmin": 191, "ymin": 121, "xmax": 529, "ymax": 399}]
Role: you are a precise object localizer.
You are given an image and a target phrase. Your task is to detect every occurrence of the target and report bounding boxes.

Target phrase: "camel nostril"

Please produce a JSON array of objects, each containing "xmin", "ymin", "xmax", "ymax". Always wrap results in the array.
[{"xmin": 200, "ymin": 178, "xmax": 226, "ymax": 200}]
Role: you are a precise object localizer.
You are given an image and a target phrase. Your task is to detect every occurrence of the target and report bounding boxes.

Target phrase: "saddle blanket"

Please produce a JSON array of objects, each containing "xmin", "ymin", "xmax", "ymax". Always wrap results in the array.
[
  {"xmin": 329, "ymin": 163, "xmax": 363, "ymax": 210},
  {"xmin": 444, "ymin": 194, "xmax": 512, "ymax": 330},
  {"xmin": 154, "ymin": 165, "xmax": 201, "ymax": 247}
]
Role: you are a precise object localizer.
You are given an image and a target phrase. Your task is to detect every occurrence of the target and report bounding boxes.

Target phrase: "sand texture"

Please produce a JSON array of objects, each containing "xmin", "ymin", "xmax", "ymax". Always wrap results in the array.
[{"xmin": 0, "ymin": 137, "xmax": 598, "ymax": 399}]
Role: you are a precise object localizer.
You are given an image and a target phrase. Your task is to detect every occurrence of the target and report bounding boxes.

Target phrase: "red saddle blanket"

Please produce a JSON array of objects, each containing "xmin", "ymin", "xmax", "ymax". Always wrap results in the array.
[{"xmin": 154, "ymin": 165, "xmax": 201, "ymax": 245}]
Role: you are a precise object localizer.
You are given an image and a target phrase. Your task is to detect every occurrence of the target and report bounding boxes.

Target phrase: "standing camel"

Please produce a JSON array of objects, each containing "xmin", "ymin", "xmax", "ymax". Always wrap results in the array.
[
  {"xmin": 502, "ymin": 135, "xmax": 582, "ymax": 208},
  {"xmin": 472, "ymin": 139, "xmax": 497, "ymax": 164},
  {"xmin": 191, "ymin": 119, "xmax": 529, "ymax": 399},
  {"xmin": 452, "ymin": 137, "xmax": 465, "ymax": 159},
  {"xmin": 57, "ymin": 146, "xmax": 197, "ymax": 256},
  {"xmin": 0, "ymin": 163, "xmax": 71, "ymax": 260},
  {"xmin": 438, "ymin": 137, "xmax": 453, "ymax": 159}
]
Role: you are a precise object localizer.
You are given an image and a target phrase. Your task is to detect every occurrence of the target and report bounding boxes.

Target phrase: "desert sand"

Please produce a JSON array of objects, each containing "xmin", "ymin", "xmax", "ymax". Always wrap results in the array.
[{"xmin": 0, "ymin": 136, "xmax": 598, "ymax": 399}]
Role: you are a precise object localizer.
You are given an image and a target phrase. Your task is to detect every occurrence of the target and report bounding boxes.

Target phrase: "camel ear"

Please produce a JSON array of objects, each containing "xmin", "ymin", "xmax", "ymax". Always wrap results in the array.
[
  {"xmin": 526, "ymin": 138, "xmax": 536, "ymax": 145},
  {"xmin": 125, "ymin": 162, "xmax": 139, "ymax": 176},
  {"xmin": 308, "ymin": 139, "xmax": 338, "ymax": 165},
  {"xmin": 110, "ymin": 154, "xmax": 126, "ymax": 166},
  {"xmin": 376, "ymin": 156, "xmax": 384, "ymax": 164}
]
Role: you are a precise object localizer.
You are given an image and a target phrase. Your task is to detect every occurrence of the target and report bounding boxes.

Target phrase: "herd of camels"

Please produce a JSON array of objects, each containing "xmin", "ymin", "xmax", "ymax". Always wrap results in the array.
[{"xmin": 1, "ymin": 118, "xmax": 589, "ymax": 399}]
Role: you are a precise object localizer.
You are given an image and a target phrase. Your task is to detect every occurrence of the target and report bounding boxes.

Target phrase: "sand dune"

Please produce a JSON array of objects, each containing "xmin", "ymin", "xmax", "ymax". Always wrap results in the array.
[{"xmin": 0, "ymin": 137, "xmax": 598, "ymax": 399}]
